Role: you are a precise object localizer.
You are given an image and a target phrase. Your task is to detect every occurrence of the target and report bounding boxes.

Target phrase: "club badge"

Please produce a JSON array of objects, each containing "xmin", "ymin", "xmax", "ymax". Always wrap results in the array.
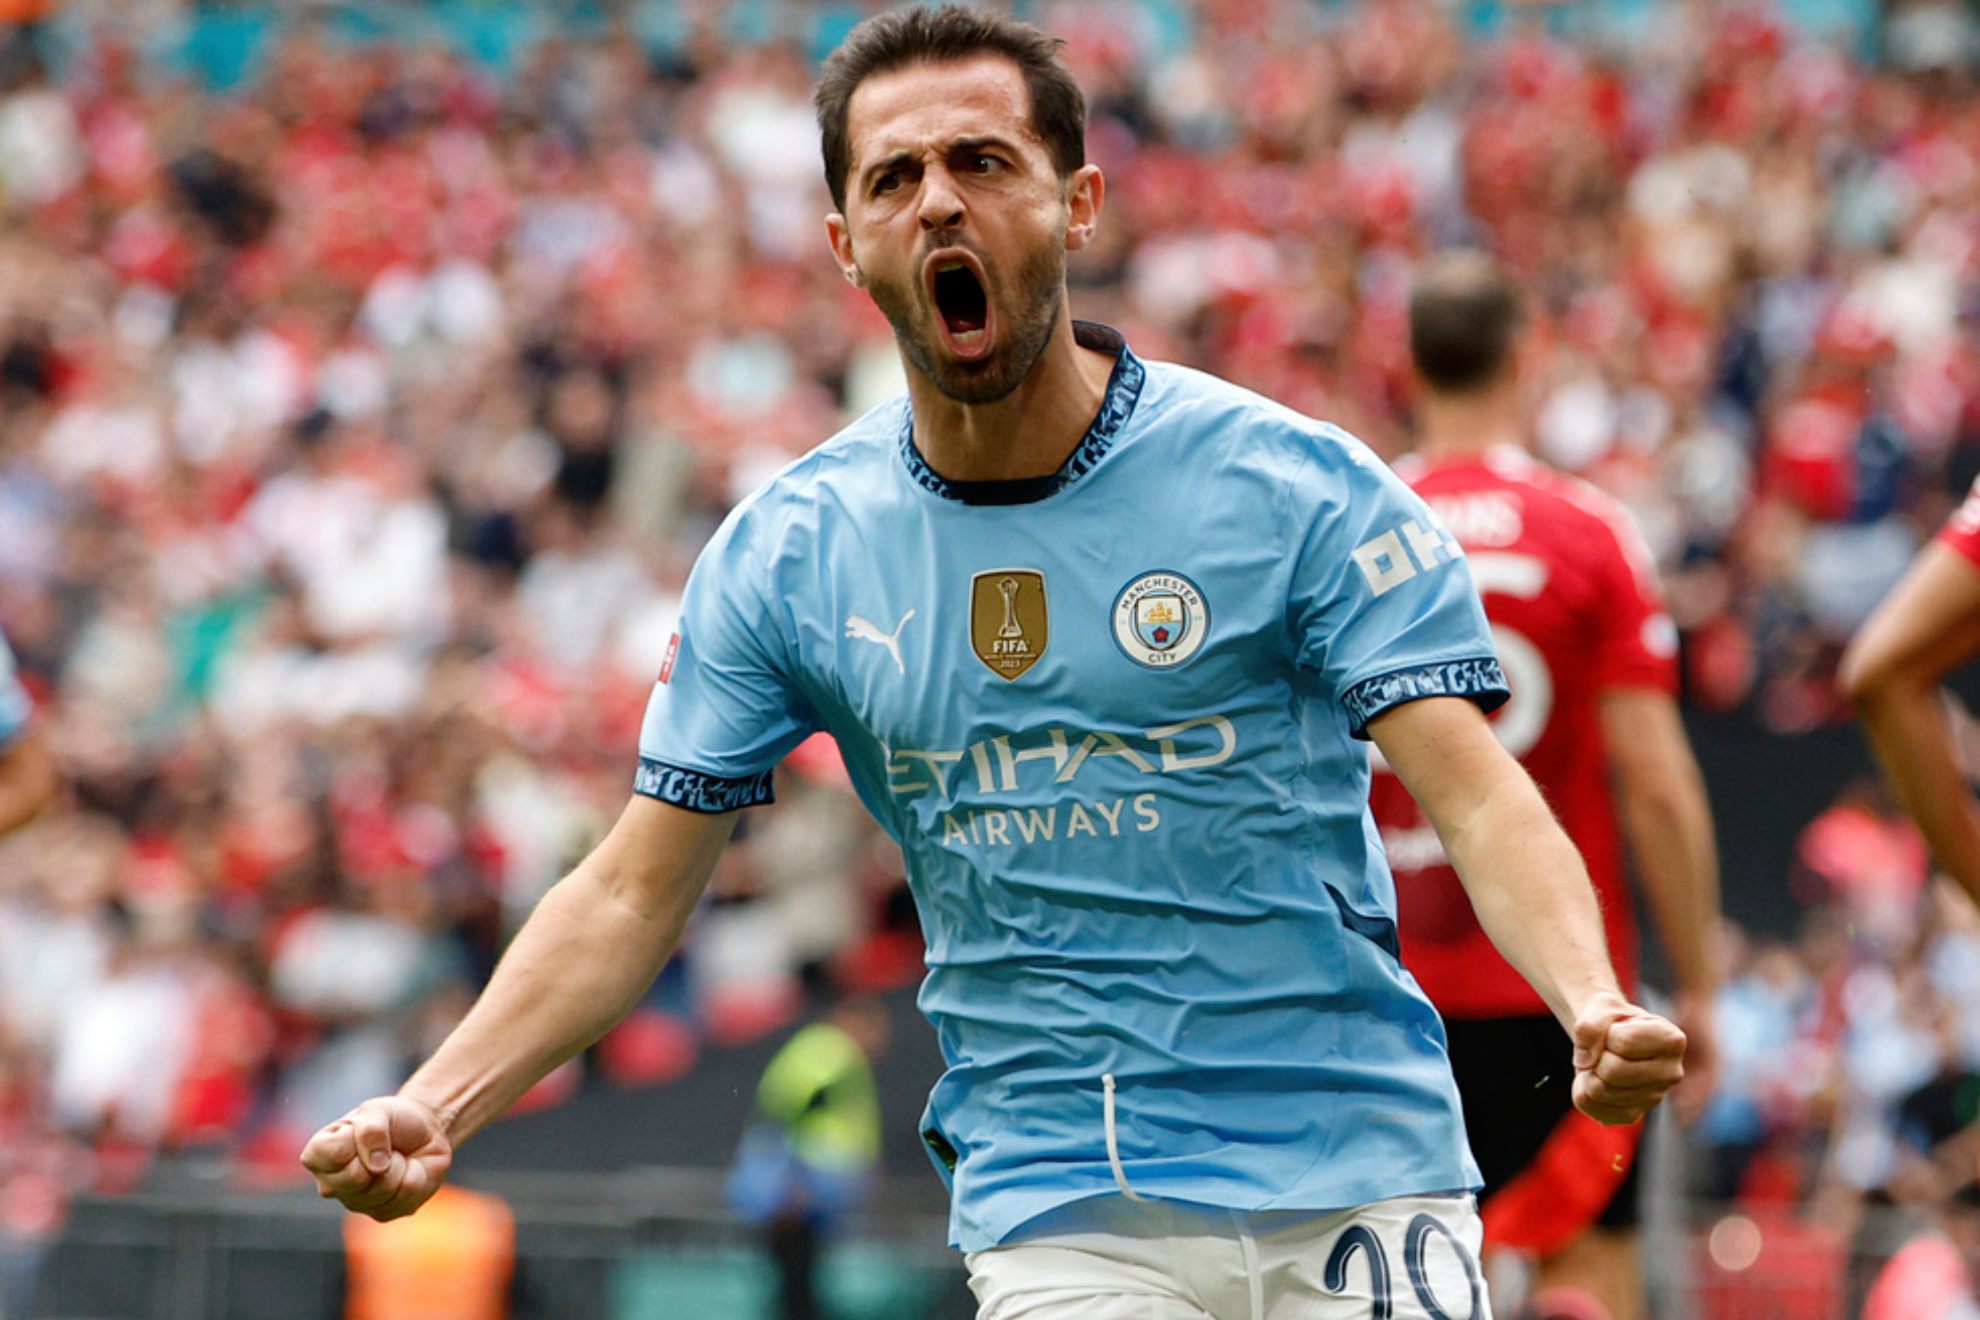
[{"xmin": 1112, "ymin": 571, "xmax": 1208, "ymax": 669}]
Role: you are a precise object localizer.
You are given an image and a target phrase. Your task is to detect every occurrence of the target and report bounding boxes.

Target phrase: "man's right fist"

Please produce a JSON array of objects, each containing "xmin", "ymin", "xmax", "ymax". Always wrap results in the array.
[{"xmin": 300, "ymin": 1096, "xmax": 454, "ymax": 1221}]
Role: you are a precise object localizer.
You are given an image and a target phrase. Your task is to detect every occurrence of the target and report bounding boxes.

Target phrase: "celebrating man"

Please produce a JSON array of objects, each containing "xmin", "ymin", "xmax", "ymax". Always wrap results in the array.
[{"xmin": 305, "ymin": 10, "xmax": 1685, "ymax": 1315}]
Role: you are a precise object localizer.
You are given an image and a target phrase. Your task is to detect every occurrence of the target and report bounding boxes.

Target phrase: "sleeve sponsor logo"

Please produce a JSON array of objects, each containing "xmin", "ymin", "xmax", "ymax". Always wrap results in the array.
[
  {"xmin": 657, "ymin": 632, "xmax": 680, "ymax": 684},
  {"xmin": 1351, "ymin": 519, "xmax": 1463, "ymax": 597}
]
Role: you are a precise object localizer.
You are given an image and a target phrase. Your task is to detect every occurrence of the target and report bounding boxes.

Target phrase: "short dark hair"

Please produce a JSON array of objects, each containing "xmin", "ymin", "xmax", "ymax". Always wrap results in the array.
[
  {"xmin": 1408, "ymin": 252, "xmax": 1525, "ymax": 394},
  {"xmin": 814, "ymin": 4, "xmax": 1087, "ymax": 214}
]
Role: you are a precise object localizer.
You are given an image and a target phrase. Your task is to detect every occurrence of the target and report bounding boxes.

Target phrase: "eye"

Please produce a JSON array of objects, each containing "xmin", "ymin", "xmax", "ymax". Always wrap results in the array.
[
  {"xmin": 873, "ymin": 170, "xmax": 903, "ymax": 196},
  {"xmin": 966, "ymin": 153, "xmax": 1002, "ymax": 175}
]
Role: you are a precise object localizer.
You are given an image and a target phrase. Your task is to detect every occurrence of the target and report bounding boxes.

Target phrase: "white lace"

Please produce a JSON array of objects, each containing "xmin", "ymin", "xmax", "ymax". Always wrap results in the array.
[{"xmin": 1101, "ymin": 1073, "xmax": 1147, "ymax": 1202}]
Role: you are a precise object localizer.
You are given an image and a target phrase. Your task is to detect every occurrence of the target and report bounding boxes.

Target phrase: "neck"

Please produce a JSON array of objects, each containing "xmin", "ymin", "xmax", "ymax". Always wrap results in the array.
[
  {"xmin": 1414, "ymin": 387, "xmax": 1527, "ymax": 462},
  {"xmin": 906, "ymin": 308, "xmax": 1114, "ymax": 482}
]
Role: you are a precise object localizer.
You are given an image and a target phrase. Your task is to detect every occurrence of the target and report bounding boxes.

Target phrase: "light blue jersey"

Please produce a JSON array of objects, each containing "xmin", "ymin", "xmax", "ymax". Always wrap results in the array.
[
  {"xmin": 0, "ymin": 629, "xmax": 29, "ymax": 750},
  {"xmin": 638, "ymin": 324, "xmax": 1508, "ymax": 1250}
]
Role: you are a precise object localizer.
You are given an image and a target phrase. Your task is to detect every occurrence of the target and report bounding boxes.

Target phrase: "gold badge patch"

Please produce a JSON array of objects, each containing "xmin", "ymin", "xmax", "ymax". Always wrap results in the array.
[{"xmin": 970, "ymin": 569, "xmax": 1049, "ymax": 680}]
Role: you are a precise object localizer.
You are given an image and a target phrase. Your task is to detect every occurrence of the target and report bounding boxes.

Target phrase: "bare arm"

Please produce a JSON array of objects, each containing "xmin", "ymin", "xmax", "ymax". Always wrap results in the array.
[
  {"xmin": 1841, "ymin": 542, "xmax": 1980, "ymax": 901},
  {"xmin": 1600, "ymin": 688, "xmax": 1720, "ymax": 1114},
  {"xmin": 0, "ymin": 729, "xmax": 58, "ymax": 836},
  {"xmin": 302, "ymin": 796, "xmax": 738, "ymax": 1217},
  {"xmin": 1600, "ymin": 691, "xmax": 1718, "ymax": 1002},
  {"xmin": 1370, "ymin": 696, "xmax": 1685, "ymax": 1124}
]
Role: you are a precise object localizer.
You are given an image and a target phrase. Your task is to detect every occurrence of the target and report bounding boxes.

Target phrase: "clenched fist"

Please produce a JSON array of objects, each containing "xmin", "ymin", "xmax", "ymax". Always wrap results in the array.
[
  {"xmin": 300, "ymin": 1096, "xmax": 454, "ymax": 1221},
  {"xmin": 1569, "ymin": 992, "xmax": 1687, "ymax": 1126}
]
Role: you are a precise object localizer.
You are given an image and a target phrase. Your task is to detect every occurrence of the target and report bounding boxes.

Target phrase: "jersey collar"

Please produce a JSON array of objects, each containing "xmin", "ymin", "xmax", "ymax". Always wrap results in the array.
[
  {"xmin": 1402, "ymin": 442, "xmax": 1534, "ymax": 480},
  {"xmin": 897, "ymin": 321, "xmax": 1146, "ymax": 506}
]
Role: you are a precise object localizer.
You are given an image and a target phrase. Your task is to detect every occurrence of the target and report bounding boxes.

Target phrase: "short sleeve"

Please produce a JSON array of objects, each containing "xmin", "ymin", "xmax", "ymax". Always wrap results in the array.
[
  {"xmin": 1586, "ymin": 500, "xmax": 1680, "ymax": 695},
  {"xmin": 1287, "ymin": 429, "xmax": 1509, "ymax": 738},
  {"xmin": 635, "ymin": 505, "xmax": 819, "ymax": 812},
  {"xmin": 0, "ymin": 631, "xmax": 29, "ymax": 751},
  {"xmin": 1939, "ymin": 475, "xmax": 1980, "ymax": 571}
]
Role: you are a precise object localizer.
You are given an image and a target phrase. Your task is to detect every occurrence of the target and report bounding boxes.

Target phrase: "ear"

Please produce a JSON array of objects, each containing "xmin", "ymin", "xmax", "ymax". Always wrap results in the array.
[
  {"xmin": 1063, "ymin": 164, "xmax": 1104, "ymax": 253},
  {"xmin": 825, "ymin": 213, "xmax": 865, "ymax": 288}
]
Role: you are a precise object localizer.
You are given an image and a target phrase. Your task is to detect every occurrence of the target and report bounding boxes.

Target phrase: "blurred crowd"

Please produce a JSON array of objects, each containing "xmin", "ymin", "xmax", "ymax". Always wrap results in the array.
[{"xmin": 2, "ymin": 0, "xmax": 1980, "ymax": 1305}]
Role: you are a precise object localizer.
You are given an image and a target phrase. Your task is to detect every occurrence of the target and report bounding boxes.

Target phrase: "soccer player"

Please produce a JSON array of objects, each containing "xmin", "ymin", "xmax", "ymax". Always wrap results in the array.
[
  {"xmin": 304, "ymin": 10, "xmax": 1686, "ymax": 1314},
  {"xmin": 0, "ymin": 626, "xmax": 57, "ymax": 835},
  {"xmin": 1842, "ymin": 476, "xmax": 1980, "ymax": 902},
  {"xmin": 1369, "ymin": 253, "xmax": 1720, "ymax": 1320}
]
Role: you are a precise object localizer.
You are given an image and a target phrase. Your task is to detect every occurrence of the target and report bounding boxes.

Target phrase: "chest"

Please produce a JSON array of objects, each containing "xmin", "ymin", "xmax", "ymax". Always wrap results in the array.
[{"xmin": 784, "ymin": 494, "xmax": 1294, "ymax": 765}]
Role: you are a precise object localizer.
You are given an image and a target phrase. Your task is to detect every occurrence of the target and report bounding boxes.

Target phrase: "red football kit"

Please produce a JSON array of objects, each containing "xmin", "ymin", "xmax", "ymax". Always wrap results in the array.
[
  {"xmin": 1372, "ymin": 446, "xmax": 1678, "ymax": 1017},
  {"xmin": 1370, "ymin": 445, "xmax": 1681, "ymax": 1254},
  {"xmin": 1940, "ymin": 473, "xmax": 1980, "ymax": 570}
]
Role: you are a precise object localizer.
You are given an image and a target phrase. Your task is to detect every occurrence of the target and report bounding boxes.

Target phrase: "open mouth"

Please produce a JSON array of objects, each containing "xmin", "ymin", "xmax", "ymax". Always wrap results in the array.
[
  {"xmin": 934, "ymin": 265, "xmax": 987, "ymax": 334},
  {"xmin": 926, "ymin": 253, "xmax": 994, "ymax": 359}
]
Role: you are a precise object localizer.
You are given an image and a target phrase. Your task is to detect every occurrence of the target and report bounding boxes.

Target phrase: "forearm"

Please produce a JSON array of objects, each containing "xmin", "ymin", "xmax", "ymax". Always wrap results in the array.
[
  {"xmin": 0, "ymin": 734, "xmax": 57, "ymax": 835},
  {"xmin": 401, "ymin": 813, "xmax": 721, "ymax": 1144},
  {"xmin": 1841, "ymin": 541, "xmax": 1980, "ymax": 899},
  {"xmin": 1439, "ymin": 769, "xmax": 1623, "ymax": 1029},
  {"xmin": 1621, "ymin": 784, "xmax": 1718, "ymax": 998},
  {"xmin": 1857, "ymin": 681, "xmax": 1980, "ymax": 900},
  {"xmin": 1606, "ymin": 701, "xmax": 1720, "ymax": 999}
]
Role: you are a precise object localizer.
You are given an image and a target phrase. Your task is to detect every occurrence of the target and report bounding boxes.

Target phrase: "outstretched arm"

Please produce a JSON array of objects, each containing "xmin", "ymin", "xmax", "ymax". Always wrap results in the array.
[
  {"xmin": 1842, "ymin": 542, "xmax": 1980, "ymax": 902},
  {"xmin": 1369, "ymin": 696, "xmax": 1686, "ymax": 1125},
  {"xmin": 301, "ymin": 796, "xmax": 738, "ymax": 1219}
]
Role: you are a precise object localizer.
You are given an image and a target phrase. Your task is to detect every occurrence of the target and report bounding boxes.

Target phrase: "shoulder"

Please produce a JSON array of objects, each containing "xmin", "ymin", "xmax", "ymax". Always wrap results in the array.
[
  {"xmin": 1943, "ymin": 472, "xmax": 1980, "ymax": 552},
  {"xmin": 1490, "ymin": 455, "xmax": 1643, "ymax": 549},
  {"xmin": 1551, "ymin": 471, "xmax": 1657, "ymax": 572},
  {"xmin": 1507, "ymin": 462, "xmax": 1663, "ymax": 596},
  {"xmin": 709, "ymin": 398, "xmax": 908, "ymax": 560},
  {"xmin": 1139, "ymin": 360, "xmax": 1389, "ymax": 487}
]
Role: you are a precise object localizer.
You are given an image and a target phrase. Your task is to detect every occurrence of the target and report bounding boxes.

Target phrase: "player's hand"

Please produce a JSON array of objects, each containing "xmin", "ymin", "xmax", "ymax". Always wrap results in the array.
[
  {"xmin": 1569, "ymin": 992, "xmax": 1686, "ymax": 1126},
  {"xmin": 300, "ymin": 1095, "xmax": 453, "ymax": 1221}
]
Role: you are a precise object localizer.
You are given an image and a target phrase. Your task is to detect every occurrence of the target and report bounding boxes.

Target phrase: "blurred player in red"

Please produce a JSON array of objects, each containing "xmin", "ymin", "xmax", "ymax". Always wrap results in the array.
[
  {"xmin": 1843, "ymin": 476, "xmax": 1980, "ymax": 903},
  {"xmin": 1370, "ymin": 253, "xmax": 1721, "ymax": 1320}
]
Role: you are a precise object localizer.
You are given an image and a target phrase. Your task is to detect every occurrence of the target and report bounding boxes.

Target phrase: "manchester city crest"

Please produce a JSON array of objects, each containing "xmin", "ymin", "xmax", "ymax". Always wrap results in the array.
[{"xmin": 1112, "ymin": 571, "xmax": 1209, "ymax": 668}]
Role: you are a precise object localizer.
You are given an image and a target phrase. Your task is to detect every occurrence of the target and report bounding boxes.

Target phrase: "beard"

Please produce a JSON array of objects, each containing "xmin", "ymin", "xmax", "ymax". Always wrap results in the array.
[{"xmin": 863, "ymin": 234, "xmax": 1067, "ymax": 406}]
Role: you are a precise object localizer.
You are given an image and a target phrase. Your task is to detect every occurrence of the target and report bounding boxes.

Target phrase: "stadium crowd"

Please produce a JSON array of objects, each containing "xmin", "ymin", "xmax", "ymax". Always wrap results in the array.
[{"xmin": 2, "ymin": 0, "xmax": 1980, "ymax": 1311}]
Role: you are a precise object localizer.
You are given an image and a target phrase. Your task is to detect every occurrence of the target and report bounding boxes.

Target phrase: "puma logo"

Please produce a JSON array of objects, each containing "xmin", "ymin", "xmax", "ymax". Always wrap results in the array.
[{"xmin": 845, "ymin": 609, "xmax": 915, "ymax": 676}]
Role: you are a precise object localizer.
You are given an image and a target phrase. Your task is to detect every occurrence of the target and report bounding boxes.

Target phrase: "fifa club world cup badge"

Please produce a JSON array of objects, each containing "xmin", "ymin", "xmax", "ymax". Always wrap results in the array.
[
  {"xmin": 1113, "ymin": 571, "xmax": 1209, "ymax": 668},
  {"xmin": 970, "ymin": 569, "xmax": 1049, "ymax": 680}
]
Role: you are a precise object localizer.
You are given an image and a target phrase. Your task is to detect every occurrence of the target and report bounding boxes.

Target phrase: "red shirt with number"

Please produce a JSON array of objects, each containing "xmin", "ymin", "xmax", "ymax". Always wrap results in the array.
[
  {"xmin": 1369, "ymin": 446, "xmax": 1679, "ymax": 1018},
  {"xmin": 1940, "ymin": 474, "xmax": 1980, "ymax": 569}
]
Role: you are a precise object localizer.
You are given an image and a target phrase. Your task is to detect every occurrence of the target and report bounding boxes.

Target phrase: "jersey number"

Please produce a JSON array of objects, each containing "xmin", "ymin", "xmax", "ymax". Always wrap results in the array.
[
  {"xmin": 1322, "ymin": 1213, "xmax": 1484, "ymax": 1319},
  {"xmin": 1468, "ymin": 552, "xmax": 1553, "ymax": 759}
]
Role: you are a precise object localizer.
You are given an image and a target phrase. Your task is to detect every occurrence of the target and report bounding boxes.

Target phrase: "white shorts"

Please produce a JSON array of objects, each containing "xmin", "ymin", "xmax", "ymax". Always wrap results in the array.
[{"xmin": 964, "ymin": 1192, "xmax": 1492, "ymax": 1320}]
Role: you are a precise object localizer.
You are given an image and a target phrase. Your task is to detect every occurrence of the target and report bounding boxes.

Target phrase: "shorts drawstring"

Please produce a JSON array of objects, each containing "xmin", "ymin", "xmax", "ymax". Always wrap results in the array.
[{"xmin": 1102, "ymin": 1073, "xmax": 1148, "ymax": 1202}]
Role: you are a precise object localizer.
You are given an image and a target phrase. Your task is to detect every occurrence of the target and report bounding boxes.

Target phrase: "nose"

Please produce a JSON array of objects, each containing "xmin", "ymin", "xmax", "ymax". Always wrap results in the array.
[{"xmin": 917, "ymin": 164, "xmax": 965, "ymax": 233}]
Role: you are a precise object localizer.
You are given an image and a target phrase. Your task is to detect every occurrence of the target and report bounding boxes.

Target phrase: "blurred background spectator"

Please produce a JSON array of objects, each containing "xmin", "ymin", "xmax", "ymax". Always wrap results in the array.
[
  {"xmin": 4, "ymin": 0, "xmax": 1980, "ymax": 1315},
  {"xmin": 727, "ymin": 993, "xmax": 887, "ymax": 1320}
]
